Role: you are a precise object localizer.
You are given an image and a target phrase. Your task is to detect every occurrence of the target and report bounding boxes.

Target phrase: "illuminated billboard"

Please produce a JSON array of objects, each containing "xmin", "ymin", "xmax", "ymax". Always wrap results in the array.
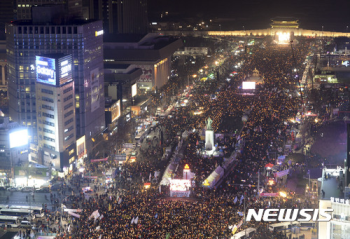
[
  {"xmin": 9, "ymin": 129, "xmax": 28, "ymax": 148},
  {"xmin": 111, "ymin": 100, "xmax": 121, "ymax": 122},
  {"xmin": 58, "ymin": 55, "xmax": 73, "ymax": 86},
  {"xmin": 131, "ymin": 83, "xmax": 137, "ymax": 97},
  {"xmin": 242, "ymin": 82, "xmax": 256, "ymax": 90},
  {"xmin": 170, "ymin": 179, "xmax": 191, "ymax": 192},
  {"xmin": 36, "ymin": 56, "xmax": 56, "ymax": 85}
]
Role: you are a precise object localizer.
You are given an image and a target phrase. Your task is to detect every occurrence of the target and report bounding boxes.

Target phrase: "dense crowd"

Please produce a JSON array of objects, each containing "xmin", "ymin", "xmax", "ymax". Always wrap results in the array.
[{"xmin": 58, "ymin": 40, "xmax": 316, "ymax": 239}]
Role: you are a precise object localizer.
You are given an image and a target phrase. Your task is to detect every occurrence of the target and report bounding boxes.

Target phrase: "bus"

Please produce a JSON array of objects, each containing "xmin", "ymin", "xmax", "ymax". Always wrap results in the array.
[
  {"xmin": 9, "ymin": 206, "xmax": 44, "ymax": 218},
  {"xmin": 268, "ymin": 222, "xmax": 300, "ymax": 232},
  {"xmin": 0, "ymin": 205, "xmax": 9, "ymax": 210},
  {"xmin": 0, "ymin": 209, "xmax": 35, "ymax": 220},
  {"xmin": 0, "ymin": 216, "xmax": 20, "ymax": 228}
]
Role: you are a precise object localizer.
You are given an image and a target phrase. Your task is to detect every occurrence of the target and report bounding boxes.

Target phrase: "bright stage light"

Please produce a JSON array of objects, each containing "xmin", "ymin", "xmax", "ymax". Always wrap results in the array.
[{"xmin": 277, "ymin": 32, "xmax": 290, "ymax": 44}]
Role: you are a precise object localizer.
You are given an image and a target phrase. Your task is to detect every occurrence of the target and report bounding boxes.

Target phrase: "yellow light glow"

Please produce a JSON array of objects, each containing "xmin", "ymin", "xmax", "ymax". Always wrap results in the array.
[
  {"xmin": 277, "ymin": 32, "xmax": 290, "ymax": 44},
  {"xmin": 192, "ymin": 74, "xmax": 197, "ymax": 78},
  {"xmin": 279, "ymin": 191, "xmax": 287, "ymax": 197}
]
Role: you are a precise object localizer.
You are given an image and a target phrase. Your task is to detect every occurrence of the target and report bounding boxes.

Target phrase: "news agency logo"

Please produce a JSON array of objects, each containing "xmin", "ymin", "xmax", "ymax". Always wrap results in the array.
[{"xmin": 246, "ymin": 209, "xmax": 334, "ymax": 222}]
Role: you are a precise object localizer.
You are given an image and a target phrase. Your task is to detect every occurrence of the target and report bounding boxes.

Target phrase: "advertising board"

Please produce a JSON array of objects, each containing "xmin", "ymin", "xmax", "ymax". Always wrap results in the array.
[
  {"xmin": 58, "ymin": 56, "xmax": 72, "ymax": 86},
  {"xmin": 170, "ymin": 179, "xmax": 191, "ymax": 192},
  {"xmin": 36, "ymin": 56, "xmax": 56, "ymax": 85},
  {"xmin": 9, "ymin": 129, "xmax": 28, "ymax": 148},
  {"xmin": 132, "ymin": 83, "xmax": 137, "ymax": 97},
  {"xmin": 242, "ymin": 82, "xmax": 256, "ymax": 90},
  {"xmin": 111, "ymin": 100, "xmax": 121, "ymax": 122}
]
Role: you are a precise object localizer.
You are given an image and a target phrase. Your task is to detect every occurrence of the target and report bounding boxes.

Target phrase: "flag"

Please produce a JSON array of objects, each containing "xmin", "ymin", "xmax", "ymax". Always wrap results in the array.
[
  {"xmin": 240, "ymin": 195, "xmax": 244, "ymax": 205},
  {"xmin": 234, "ymin": 196, "xmax": 237, "ymax": 204},
  {"xmin": 89, "ymin": 210, "xmax": 99, "ymax": 220},
  {"xmin": 99, "ymin": 235, "xmax": 102, "ymax": 239},
  {"xmin": 237, "ymin": 219, "xmax": 243, "ymax": 228},
  {"xmin": 99, "ymin": 214, "xmax": 104, "ymax": 220},
  {"xmin": 155, "ymin": 213, "xmax": 158, "ymax": 219},
  {"xmin": 96, "ymin": 226, "xmax": 100, "ymax": 231},
  {"xmin": 232, "ymin": 225, "xmax": 238, "ymax": 235},
  {"xmin": 108, "ymin": 204, "xmax": 112, "ymax": 211},
  {"xmin": 149, "ymin": 173, "xmax": 152, "ymax": 181},
  {"xmin": 166, "ymin": 233, "xmax": 170, "ymax": 239},
  {"xmin": 237, "ymin": 212, "xmax": 244, "ymax": 217},
  {"xmin": 135, "ymin": 216, "xmax": 139, "ymax": 224},
  {"xmin": 131, "ymin": 217, "xmax": 135, "ymax": 224},
  {"xmin": 118, "ymin": 197, "xmax": 122, "ymax": 204}
]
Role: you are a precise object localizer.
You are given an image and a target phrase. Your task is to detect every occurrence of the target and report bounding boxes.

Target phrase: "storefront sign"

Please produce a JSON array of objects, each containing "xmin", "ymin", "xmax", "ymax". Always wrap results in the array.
[{"xmin": 115, "ymin": 155, "xmax": 127, "ymax": 161}]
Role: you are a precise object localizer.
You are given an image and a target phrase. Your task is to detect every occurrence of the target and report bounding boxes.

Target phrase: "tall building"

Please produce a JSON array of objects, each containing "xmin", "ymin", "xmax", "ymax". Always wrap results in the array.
[
  {"xmin": 35, "ymin": 54, "xmax": 76, "ymax": 170},
  {"xmin": 6, "ymin": 7, "xmax": 105, "ymax": 162},
  {"xmin": 16, "ymin": 0, "xmax": 83, "ymax": 20},
  {"xmin": 89, "ymin": 0, "xmax": 148, "ymax": 34},
  {"xmin": 0, "ymin": 0, "xmax": 15, "ymax": 40}
]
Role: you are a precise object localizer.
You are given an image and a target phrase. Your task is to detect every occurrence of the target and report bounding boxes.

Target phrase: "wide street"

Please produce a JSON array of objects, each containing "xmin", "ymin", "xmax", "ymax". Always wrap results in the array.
[{"xmin": 0, "ymin": 191, "xmax": 51, "ymax": 207}]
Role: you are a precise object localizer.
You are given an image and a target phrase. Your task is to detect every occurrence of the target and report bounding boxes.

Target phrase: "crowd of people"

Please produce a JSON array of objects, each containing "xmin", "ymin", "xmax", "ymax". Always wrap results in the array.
[{"xmin": 54, "ymin": 39, "xmax": 317, "ymax": 239}]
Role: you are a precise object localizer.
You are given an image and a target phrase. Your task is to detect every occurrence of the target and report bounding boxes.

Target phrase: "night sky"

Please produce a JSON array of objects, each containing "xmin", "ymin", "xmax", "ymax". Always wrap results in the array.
[{"xmin": 148, "ymin": 0, "xmax": 350, "ymax": 31}]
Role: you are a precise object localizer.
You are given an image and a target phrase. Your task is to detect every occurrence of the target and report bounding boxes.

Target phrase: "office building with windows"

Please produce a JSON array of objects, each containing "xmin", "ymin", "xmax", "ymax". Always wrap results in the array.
[
  {"xmin": 6, "ymin": 7, "xmax": 105, "ymax": 162},
  {"xmin": 16, "ymin": 0, "xmax": 83, "ymax": 20},
  {"xmin": 35, "ymin": 54, "xmax": 76, "ymax": 170},
  {"xmin": 89, "ymin": 0, "xmax": 148, "ymax": 34}
]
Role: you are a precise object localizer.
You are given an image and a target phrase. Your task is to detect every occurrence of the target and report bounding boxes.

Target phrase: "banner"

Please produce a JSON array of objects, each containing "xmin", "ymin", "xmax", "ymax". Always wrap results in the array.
[
  {"xmin": 260, "ymin": 193, "xmax": 279, "ymax": 197},
  {"xmin": 68, "ymin": 211, "xmax": 81, "ymax": 218},
  {"xmin": 91, "ymin": 157, "xmax": 108, "ymax": 163},
  {"xmin": 170, "ymin": 191, "xmax": 190, "ymax": 197},
  {"xmin": 84, "ymin": 176, "xmax": 98, "ymax": 179},
  {"xmin": 275, "ymin": 169, "xmax": 289, "ymax": 178},
  {"xmin": 64, "ymin": 209, "xmax": 82, "ymax": 213}
]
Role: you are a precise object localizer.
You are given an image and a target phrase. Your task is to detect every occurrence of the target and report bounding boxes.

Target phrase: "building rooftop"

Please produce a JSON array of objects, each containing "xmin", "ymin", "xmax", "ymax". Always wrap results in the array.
[
  {"xmin": 9, "ymin": 18, "xmax": 99, "ymax": 26},
  {"xmin": 271, "ymin": 17, "xmax": 299, "ymax": 22},
  {"xmin": 320, "ymin": 177, "xmax": 344, "ymax": 200},
  {"xmin": 104, "ymin": 34, "xmax": 147, "ymax": 43},
  {"xmin": 104, "ymin": 64, "xmax": 131, "ymax": 70}
]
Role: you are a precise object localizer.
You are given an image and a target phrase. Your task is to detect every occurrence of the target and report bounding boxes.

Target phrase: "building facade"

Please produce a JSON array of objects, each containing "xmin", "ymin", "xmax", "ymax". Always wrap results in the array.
[
  {"xmin": 16, "ymin": 0, "xmax": 83, "ymax": 20},
  {"xmin": 89, "ymin": 0, "xmax": 148, "ymax": 34},
  {"xmin": 104, "ymin": 33, "xmax": 182, "ymax": 91},
  {"xmin": 0, "ymin": 0, "xmax": 15, "ymax": 40},
  {"xmin": 35, "ymin": 54, "xmax": 76, "ymax": 170},
  {"xmin": 6, "ymin": 13, "xmax": 105, "ymax": 157},
  {"xmin": 319, "ymin": 199, "xmax": 350, "ymax": 239}
]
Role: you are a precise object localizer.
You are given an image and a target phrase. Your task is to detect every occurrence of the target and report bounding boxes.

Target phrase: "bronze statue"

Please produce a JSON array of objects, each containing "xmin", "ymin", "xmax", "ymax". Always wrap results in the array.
[{"xmin": 205, "ymin": 117, "xmax": 213, "ymax": 130}]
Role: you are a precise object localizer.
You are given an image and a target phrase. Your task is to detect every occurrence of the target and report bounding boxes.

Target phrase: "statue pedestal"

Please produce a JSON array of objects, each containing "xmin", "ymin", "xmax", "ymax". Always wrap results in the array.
[{"xmin": 205, "ymin": 130, "xmax": 214, "ymax": 151}]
